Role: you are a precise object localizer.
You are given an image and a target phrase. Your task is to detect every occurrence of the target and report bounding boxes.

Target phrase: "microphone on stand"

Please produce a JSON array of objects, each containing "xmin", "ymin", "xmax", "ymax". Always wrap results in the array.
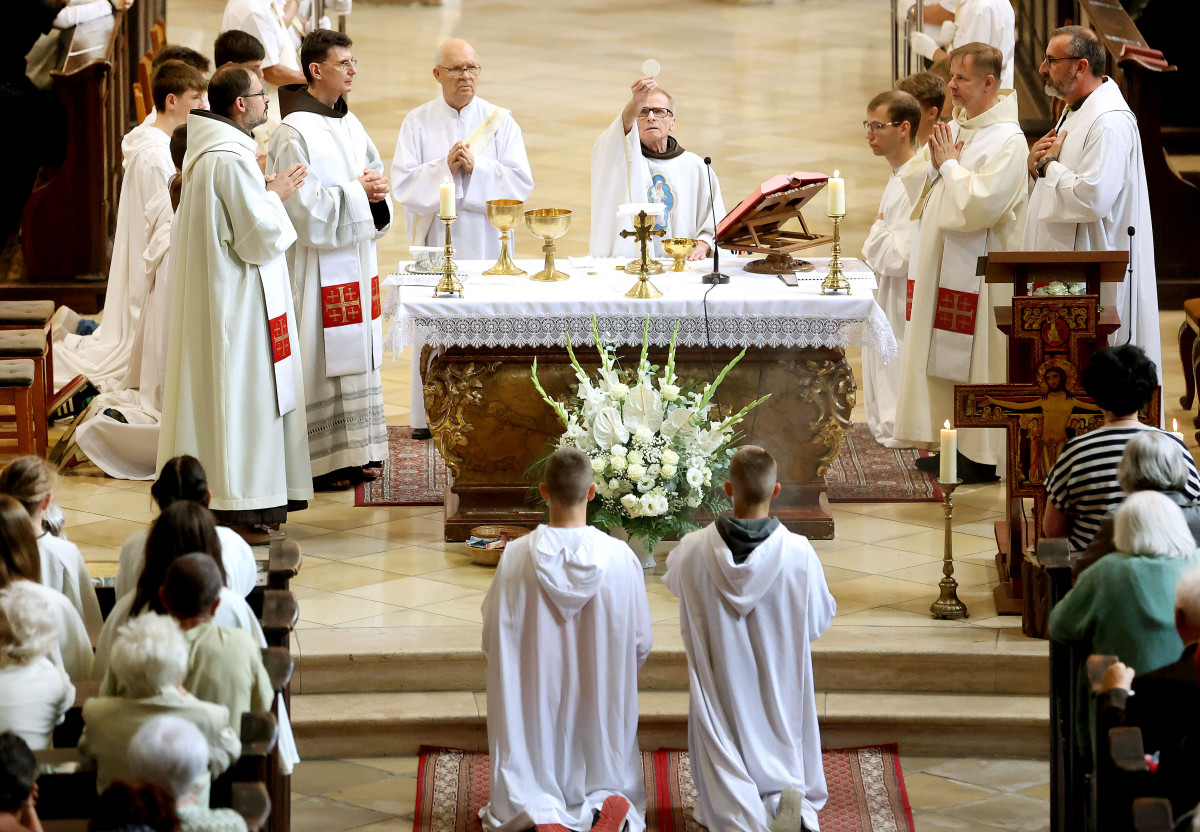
[
  {"xmin": 701, "ymin": 156, "xmax": 729, "ymax": 285},
  {"xmin": 1121, "ymin": 225, "xmax": 1135, "ymax": 346}
]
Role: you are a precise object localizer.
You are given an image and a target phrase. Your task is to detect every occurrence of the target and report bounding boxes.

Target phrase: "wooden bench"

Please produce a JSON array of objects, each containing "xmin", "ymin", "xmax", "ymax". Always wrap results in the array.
[
  {"xmin": 0, "ymin": 331, "xmax": 49, "ymax": 455},
  {"xmin": 0, "ymin": 360, "xmax": 38, "ymax": 459},
  {"xmin": 0, "ymin": 302, "xmax": 54, "ymax": 410}
]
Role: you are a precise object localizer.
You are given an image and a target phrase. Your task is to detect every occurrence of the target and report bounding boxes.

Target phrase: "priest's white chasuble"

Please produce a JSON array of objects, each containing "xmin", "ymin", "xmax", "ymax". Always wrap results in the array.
[
  {"xmin": 157, "ymin": 112, "xmax": 312, "ymax": 511},
  {"xmin": 1021, "ymin": 78, "xmax": 1160, "ymax": 377},
  {"xmin": 269, "ymin": 88, "xmax": 390, "ymax": 476},
  {"xmin": 949, "ymin": 0, "xmax": 1016, "ymax": 90},
  {"xmin": 481, "ymin": 525, "xmax": 651, "ymax": 832},
  {"xmin": 663, "ymin": 524, "xmax": 835, "ymax": 832},
  {"xmin": 861, "ymin": 156, "xmax": 920, "ymax": 449},
  {"xmin": 589, "ymin": 116, "xmax": 725, "ymax": 259},
  {"xmin": 55, "ymin": 122, "xmax": 173, "ymax": 390},
  {"xmin": 895, "ymin": 90, "xmax": 1027, "ymax": 465}
]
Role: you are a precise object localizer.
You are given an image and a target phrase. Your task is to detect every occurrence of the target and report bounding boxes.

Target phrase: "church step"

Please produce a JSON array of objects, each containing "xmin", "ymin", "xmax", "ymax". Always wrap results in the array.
[
  {"xmin": 292, "ymin": 624, "xmax": 1048, "ymax": 697},
  {"xmin": 290, "ymin": 689, "xmax": 1049, "ymax": 759}
]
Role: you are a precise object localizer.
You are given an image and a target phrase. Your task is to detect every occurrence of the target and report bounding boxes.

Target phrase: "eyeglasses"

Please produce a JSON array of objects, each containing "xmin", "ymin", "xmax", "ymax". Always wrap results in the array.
[
  {"xmin": 863, "ymin": 120, "xmax": 902, "ymax": 132},
  {"xmin": 1042, "ymin": 54, "xmax": 1083, "ymax": 66},
  {"xmin": 637, "ymin": 107, "xmax": 674, "ymax": 120},
  {"xmin": 439, "ymin": 64, "xmax": 482, "ymax": 78},
  {"xmin": 326, "ymin": 58, "xmax": 358, "ymax": 70},
  {"xmin": 241, "ymin": 92, "xmax": 267, "ymax": 100}
]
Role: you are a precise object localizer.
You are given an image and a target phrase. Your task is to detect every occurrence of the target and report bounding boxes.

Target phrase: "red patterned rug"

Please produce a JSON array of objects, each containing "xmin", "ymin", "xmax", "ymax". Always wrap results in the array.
[
  {"xmin": 358, "ymin": 424, "xmax": 939, "ymax": 507},
  {"xmin": 413, "ymin": 746, "xmax": 914, "ymax": 832}
]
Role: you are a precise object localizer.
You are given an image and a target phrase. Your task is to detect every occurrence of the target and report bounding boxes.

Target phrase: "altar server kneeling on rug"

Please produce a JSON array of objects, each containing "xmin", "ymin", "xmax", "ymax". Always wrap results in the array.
[
  {"xmin": 480, "ymin": 447, "xmax": 651, "ymax": 832},
  {"xmin": 664, "ymin": 446, "xmax": 836, "ymax": 832}
]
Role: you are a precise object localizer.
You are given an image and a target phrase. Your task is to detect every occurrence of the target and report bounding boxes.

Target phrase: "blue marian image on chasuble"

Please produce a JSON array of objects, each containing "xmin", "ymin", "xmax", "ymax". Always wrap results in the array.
[{"xmin": 647, "ymin": 173, "xmax": 675, "ymax": 233}]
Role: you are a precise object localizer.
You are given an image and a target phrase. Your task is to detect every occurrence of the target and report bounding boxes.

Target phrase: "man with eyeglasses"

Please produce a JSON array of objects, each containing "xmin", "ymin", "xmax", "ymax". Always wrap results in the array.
[
  {"xmin": 159, "ymin": 65, "xmax": 313, "ymax": 537},
  {"xmin": 1022, "ymin": 25, "xmax": 1160, "ymax": 375},
  {"xmin": 391, "ymin": 38, "xmax": 533, "ymax": 439},
  {"xmin": 590, "ymin": 75, "xmax": 724, "ymax": 261},
  {"xmin": 267, "ymin": 29, "xmax": 392, "ymax": 491},
  {"xmin": 860, "ymin": 90, "xmax": 922, "ymax": 450},
  {"xmin": 894, "ymin": 42, "xmax": 1027, "ymax": 484},
  {"xmin": 221, "ymin": 0, "xmax": 307, "ymax": 147}
]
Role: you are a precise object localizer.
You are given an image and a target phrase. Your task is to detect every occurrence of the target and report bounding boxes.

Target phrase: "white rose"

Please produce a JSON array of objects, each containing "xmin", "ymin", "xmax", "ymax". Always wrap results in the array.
[
  {"xmin": 686, "ymin": 468, "xmax": 705, "ymax": 488},
  {"xmin": 661, "ymin": 464, "xmax": 678, "ymax": 478},
  {"xmin": 661, "ymin": 449, "xmax": 680, "ymax": 465},
  {"xmin": 611, "ymin": 445, "xmax": 628, "ymax": 457},
  {"xmin": 609, "ymin": 455, "xmax": 627, "ymax": 471},
  {"xmin": 620, "ymin": 493, "xmax": 641, "ymax": 516},
  {"xmin": 660, "ymin": 383, "xmax": 681, "ymax": 402},
  {"xmin": 609, "ymin": 382, "xmax": 629, "ymax": 399},
  {"xmin": 591, "ymin": 457, "xmax": 606, "ymax": 472},
  {"xmin": 608, "ymin": 478, "xmax": 621, "ymax": 490},
  {"xmin": 627, "ymin": 463, "xmax": 646, "ymax": 481},
  {"xmin": 686, "ymin": 493, "xmax": 702, "ymax": 508},
  {"xmin": 591, "ymin": 407, "xmax": 629, "ymax": 450},
  {"xmin": 637, "ymin": 477, "xmax": 655, "ymax": 493},
  {"xmin": 634, "ymin": 427, "xmax": 654, "ymax": 443},
  {"xmin": 627, "ymin": 450, "xmax": 644, "ymax": 467}
]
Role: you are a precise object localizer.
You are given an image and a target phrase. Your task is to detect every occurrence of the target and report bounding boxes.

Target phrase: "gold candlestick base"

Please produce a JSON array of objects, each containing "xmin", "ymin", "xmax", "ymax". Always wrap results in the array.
[
  {"xmin": 482, "ymin": 199, "xmax": 526, "ymax": 276},
  {"xmin": 821, "ymin": 213, "xmax": 851, "ymax": 295},
  {"xmin": 433, "ymin": 215, "xmax": 463, "ymax": 298},
  {"xmin": 525, "ymin": 208, "xmax": 572, "ymax": 282},
  {"xmin": 621, "ymin": 210, "xmax": 667, "ymax": 299},
  {"xmin": 626, "ymin": 274, "xmax": 663, "ymax": 299},
  {"xmin": 930, "ymin": 478, "xmax": 969, "ymax": 620}
]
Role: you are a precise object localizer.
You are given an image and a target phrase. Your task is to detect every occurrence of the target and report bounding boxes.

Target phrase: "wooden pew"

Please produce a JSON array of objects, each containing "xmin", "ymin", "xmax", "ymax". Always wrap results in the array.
[{"xmin": 1041, "ymin": 538, "xmax": 1083, "ymax": 832}]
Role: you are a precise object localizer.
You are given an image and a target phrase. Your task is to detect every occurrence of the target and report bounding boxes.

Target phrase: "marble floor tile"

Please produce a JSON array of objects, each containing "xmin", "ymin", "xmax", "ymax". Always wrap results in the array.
[
  {"xmin": 288, "ymin": 796, "xmax": 393, "ymax": 832},
  {"xmin": 924, "ymin": 758, "xmax": 1050, "ymax": 792},
  {"xmin": 340, "ymin": 576, "xmax": 482, "ymax": 607},
  {"xmin": 290, "ymin": 760, "xmax": 396, "ymax": 797}
]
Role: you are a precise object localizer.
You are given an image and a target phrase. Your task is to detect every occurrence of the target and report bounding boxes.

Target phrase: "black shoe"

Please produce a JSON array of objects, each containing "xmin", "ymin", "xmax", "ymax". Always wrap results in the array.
[
  {"xmin": 957, "ymin": 453, "xmax": 999, "ymax": 484},
  {"xmin": 915, "ymin": 453, "xmax": 939, "ymax": 473},
  {"xmin": 411, "ymin": 428, "xmax": 432, "ymax": 440}
]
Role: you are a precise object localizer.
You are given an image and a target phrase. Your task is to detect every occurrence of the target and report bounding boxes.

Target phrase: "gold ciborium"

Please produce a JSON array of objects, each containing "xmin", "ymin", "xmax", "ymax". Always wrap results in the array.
[
  {"xmin": 661, "ymin": 238, "xmax": 697, "ymax": 272},
  {"xmin": 483, "ymin": 199, "xmax": 526, "ymax": 276},
  {"xmin": 525, "ymin": 208, "xmax": 572, "ymax": 282},
  {"xmin": 621, "ymin": 210, "xmax": 665, "ymax": 299}
]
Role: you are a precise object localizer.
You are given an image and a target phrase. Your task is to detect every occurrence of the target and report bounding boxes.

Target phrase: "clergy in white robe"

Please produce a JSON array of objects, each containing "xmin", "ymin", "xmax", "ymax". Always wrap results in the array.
[
  {"xmin": 268, "ymin": 31, "xmax": 391, "ymax": 482},
  {"xmin": 894, "ymin": 46, "xmax": 1027, "ymax": 471},
  {"xmin": 221, "ymin": 0, "xmax": 306, "ymax": 150},
  {"xmin": 861, "ymin": 91, "xmax": 921, "ymax": 449},
  {"xmin": 663, "ymin": 447, "xmax": 835, "ymax": 832},
  {"xmin": 157, "ymin": 67, "xmax": 313, "ymax": 525},
  {"xmin": 54, "ymin": 62, "xmax": 205, "ymax": 392},
  {"xmin": 481, "ymin": 448, "xmax": 651, "ymax": 832},
  {"xmin": 912, "ymin": 0, "xmax": 1015, "ymax": 90},
  {"xmin": 590, "ymin": 76, "xmax": 725, "ymax": 260},
  {"xmin": 1024, "ymin": 27, "xmax": 1160, "ymax": 374}
]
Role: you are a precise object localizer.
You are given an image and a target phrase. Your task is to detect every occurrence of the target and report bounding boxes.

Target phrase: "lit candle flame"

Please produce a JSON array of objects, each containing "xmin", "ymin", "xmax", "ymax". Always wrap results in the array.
[
  {"xmin": 1174, "ymin": 418, "xmax": 1180, "ymax": 432},
  {"xmin": 834, "ymin": 169, "xmax": 840, "ymax": 178},
  {"xmin": 944, "ymin": 419, "xmax": 951, "ymax": 429}
]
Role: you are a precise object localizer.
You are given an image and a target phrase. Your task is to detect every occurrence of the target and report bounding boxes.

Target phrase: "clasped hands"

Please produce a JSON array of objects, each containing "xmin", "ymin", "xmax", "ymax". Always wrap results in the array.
[
  {"xmin": 447, "ymin": 141, "xmax": 474, "ymax": 174},
  {"xmin": 358, "ymin": 168, "xmax": 390, "ymax": 203},
  {"xmin": 1027, "ymin": 128, "xmax": 1068, "ymax": 177},
  {"xmin": 928, "ymin": 121, "xmax": 964, "ymax": 171}
]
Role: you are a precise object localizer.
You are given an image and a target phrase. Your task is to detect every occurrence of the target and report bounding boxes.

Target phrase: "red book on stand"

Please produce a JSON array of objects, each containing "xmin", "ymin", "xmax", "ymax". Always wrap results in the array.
[{"xmin": 718, "ymin": 171, "xmax": 829, "ymax": 239}]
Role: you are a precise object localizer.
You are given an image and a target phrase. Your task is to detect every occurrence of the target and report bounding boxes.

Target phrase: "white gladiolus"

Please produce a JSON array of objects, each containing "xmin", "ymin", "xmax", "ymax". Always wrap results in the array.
[
  {"xmin": 627, "ymin": 463, "xmax": 646, "ymax": 481},
  {"xmin": 661, "ymin": 407, "xmax": 697, "ymax": 439},
  {"xmin": 661, "ymin": 464, "xmax": 678, "ymax": 478},
  {"xmin": 620, "ymin": 493, "xmax": 641, "ymax": 516},
  {"xmin": 610, "ymin": 455, "xmax": 627, "ymax": 471},
  {"xmin": 661, "ymin": 449, "xmax": 680, "ymax": 465},
  {"xmin": 686, "ymin": 468, "xmax": 705, "ymax": 488},
  {"xmin": 627, "ymin": 450, "xmax": 644, "ymax": 467},
  {"xmin": 695, "ymin": 426, "xmax": 725, "ymax": 456},
  {"xmin": 591, "ymin": 407, "xmax": 629, "ymax": 449}
]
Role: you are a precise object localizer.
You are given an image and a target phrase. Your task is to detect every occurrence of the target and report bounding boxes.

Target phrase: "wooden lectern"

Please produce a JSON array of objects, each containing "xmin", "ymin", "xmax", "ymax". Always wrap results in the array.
[
  {"xmin": 954, "ymin": 251, "xmax": 1147, "ymax": 618},
  {"xmin": 716, "ymin": 172, "xmax": 832, "ymax": 274}
]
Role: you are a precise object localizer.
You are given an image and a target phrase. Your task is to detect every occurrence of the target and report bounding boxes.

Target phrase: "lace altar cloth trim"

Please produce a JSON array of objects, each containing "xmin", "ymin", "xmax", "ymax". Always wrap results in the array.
[{"xmin": 384, "ymin": 311, "xmax": 897, "ymax": 358}]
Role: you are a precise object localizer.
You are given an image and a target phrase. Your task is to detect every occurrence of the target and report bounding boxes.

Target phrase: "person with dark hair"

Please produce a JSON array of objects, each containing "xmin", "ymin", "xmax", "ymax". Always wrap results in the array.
[
  {"xmin": 0, "ymin": 496, "xmax": 91, "ymax": 684},
  {"xmin": 92, "ymin": 503, "xmax": 265, "ymax": 682},
  {"xmin": 267, "ymin": 29, "xmax": 390, "ymax": 491},
  {"xmin": 220, "ymin": 0, "xmax": 306, "ymax": 154},
  {"xmin": 90, "ymin": 779, "xmax": 179, "ymax": 832},
  {"xmin": 115, "ymin": 458, "xmax": 256, "ymax": 601},
  {"xmin": 480, "ymin": 447, "xmax": 650, "ymax": 832},
  {"xmin": 1023, "ymin": 25, "xmax": 1159, "ymax": 371},
  {"xmin": 895, "ymin": 71, "xmax": 947, "ymax": 144},
  {"xmin": 1044, "ymin": 345, "xmax": 1200, "ymax": 551},
  {"xmin": 158, "ymin": 65, "xmax": 312, "ymax": 540},
  {"xmin": 861, "ymin": 90, "xmax": 921, "ymax": 450},
  {"xmin": 214, "ymin": 30, "xmax": 266, "ymax": 77},
  {"xmin": 0, "ymin": 731, "xmax": 43, "ymax": 831},
  {"xmin": 152, "ymin": 46, "xmax": 211, "ymax": 75}
]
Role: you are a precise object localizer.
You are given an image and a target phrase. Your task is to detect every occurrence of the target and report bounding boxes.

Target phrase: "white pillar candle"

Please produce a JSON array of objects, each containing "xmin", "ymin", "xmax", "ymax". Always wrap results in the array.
[
  {"xmin": 826, "ymin": 170, "xmax": 845, "ymax": 216},
  {"xmin": 940, "ymin": 419, "xmax": 957, "ymax": 482},
  {"xmin": 440, "ymin": 181, "xmax": 456, "ymax": 219},
  {"xmin": 1172, "ymin": 418, "xmax": 1186, "ymax": 443}
]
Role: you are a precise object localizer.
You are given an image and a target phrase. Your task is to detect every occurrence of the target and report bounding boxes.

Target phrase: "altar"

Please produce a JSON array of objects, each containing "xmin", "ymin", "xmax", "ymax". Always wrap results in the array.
[{"xmin": 383, "ymin": 256, "xmax": 896, "ymax": 541}]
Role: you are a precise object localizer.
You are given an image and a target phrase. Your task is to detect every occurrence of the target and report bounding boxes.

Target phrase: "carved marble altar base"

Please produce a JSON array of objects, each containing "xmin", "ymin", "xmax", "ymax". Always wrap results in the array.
[{"xmin": 421, "ymin": 344, "xmax": 855, "ymax": 541}]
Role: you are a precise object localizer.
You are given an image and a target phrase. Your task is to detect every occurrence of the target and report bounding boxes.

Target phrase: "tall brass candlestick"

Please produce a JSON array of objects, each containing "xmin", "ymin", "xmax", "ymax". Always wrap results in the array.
[
  {"xmin": 821, "ymin": 213, "xmax": 851, "ymax": 295},
  {"xmin": 433, "ymin": 215, "xmax": 464, "ymax": 297},
  {"xmin": 930, "ymin": 478, "xmax": 969, "ymax": 620}
]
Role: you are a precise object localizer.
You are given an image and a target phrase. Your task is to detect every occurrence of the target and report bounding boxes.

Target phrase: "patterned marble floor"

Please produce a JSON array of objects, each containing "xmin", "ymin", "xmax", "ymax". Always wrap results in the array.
[{"xmin": 55, "ymin": 0, "xmax": 1200, "ymax": 828}]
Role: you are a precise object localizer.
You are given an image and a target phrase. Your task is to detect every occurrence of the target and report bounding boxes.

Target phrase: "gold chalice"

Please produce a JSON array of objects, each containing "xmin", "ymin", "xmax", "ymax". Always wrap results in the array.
[
  {"xmin": 661, "ymin": 238, "xmax": 698, "ymax": 272},
  {"xmin": 483, "ymin": 199, "xmax": 526, "ymax": 276},
  {"xmin": 525, "ymin": 208, "xmax": 572, "ymax": 282}
]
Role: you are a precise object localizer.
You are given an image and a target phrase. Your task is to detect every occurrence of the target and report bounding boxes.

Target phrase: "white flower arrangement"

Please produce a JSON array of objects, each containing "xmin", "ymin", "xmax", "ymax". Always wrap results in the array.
[{"xmin": 531, "ymin": 317, "xmax": 769, "ymax": 554}]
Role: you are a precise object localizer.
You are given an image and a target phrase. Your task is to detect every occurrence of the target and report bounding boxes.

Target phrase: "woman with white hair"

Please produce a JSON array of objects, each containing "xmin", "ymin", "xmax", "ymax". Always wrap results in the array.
[
  {"xmin": 129, "ymin": 715, "xmax": 248, "ymax": 832},
  {"xmin": 1050, "ymin": 490, "xmax": 1200, "ymax": 757},
  {"xmin": 1075, "ymin": 430, "xmax": 1200, "ymax": 576},
  {"xmin": 79, "ymin": 613, "xmax": 241, "ymax": 806},
  {"xmin": 0, "ymin": 583, "xmax": 75, "ymax": 749}
]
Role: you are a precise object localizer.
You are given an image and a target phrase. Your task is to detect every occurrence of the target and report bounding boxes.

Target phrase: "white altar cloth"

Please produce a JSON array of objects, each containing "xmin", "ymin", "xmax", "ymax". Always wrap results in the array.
[{"xmin": 382, "ymin": 256, "xmax": 895, "ymax": 360}]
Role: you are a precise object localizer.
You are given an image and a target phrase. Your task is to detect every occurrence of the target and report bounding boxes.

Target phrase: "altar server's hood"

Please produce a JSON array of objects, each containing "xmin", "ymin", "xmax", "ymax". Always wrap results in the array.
[
  {"xmin": 121, "ymin": 120, "xmax": 170, "ymax": 170},
  {"xmin": 702, "ymin": 523, "xmax": 788, "ymax": 618},
  {"xmin": 182, "ymin": 111, "xmax": 255, "ymax": 177},
  {"xmin": 531, "ymin": 526, "xmax": 609, "ymax": 622}
]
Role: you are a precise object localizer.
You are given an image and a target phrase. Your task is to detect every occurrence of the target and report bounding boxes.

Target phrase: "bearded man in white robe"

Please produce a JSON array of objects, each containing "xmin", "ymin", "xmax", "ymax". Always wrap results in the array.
[
  {"xmin": 861, "ymin": 90, "xmax": 921, "ymax": 449},
  {"xmin": 391, "ymin": 38, "xmax": 534, "ymax": 435},
  {"xmin": 53, "ymin": 61, "xmax": 206, "ymax": 392},
  {"xmin": 896, "ymin": 43, "xmax": 1027, "ymax": 483},
  {"xmin": 664, "ymin": 446, "xmax": 835, "ymax": 832},
  {"xmin": 590, "ymin": 76, "xmax": 724, "ymax": 260},
  {"xmin": 157, "ymin": 66, "xmax": 313, "ymax": 533},
  {"xmin": 910, "ymin": 0, "xmax": 1016, "ymax": 89},
  {"xmin": 481, "ymin": 448, "xmax": 651, "ymax": 832},
  {"xmin": 1024, "ymin": 26, "xmax": 1159, "ymax": 374},
  {"xmin": 221, "ymin": 0, "xmax": 306, "ymax": 149},
  {"xmin": 268, "ymin": 29, "xmax": 391, "ymax": 490}
]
